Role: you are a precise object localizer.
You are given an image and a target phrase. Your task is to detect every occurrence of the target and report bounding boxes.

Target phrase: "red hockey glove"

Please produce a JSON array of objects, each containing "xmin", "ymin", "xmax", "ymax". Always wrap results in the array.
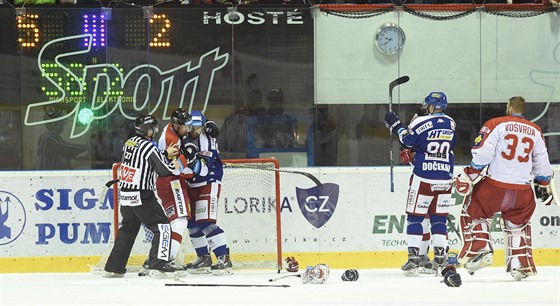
[
  {"xmin": 399, "ymin": 148, "xmax": 414, "ymax": 165},
  {"xmin": 285, "ymin": 256, "xmax": 299, "ymax": 272}
]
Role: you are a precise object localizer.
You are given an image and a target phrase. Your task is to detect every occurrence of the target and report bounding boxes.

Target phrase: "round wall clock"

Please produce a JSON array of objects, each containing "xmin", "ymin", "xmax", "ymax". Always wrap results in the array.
[{"xmin": 375, "ymin": 23, "xmax": 406, "ymax": 55}]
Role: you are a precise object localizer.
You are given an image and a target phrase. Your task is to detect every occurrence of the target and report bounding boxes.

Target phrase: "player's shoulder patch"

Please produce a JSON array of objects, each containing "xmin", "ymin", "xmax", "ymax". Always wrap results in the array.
[
  {"xmin": 125, "ymin": 139, "xmax": 138, "ymax": 147},
  {"xmin": 413, "ymin": 120, "xmax": 433, "ymax": 135},
  {"xmin": 473, "ymin": 133, "xmax": 484, "ymax": 147}
]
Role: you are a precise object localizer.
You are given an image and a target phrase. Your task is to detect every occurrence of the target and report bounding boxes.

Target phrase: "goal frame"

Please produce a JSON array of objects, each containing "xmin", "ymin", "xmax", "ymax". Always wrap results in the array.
[{"xmin": 109, "ymin": 157, "xmax": 283, "ymax": 272}]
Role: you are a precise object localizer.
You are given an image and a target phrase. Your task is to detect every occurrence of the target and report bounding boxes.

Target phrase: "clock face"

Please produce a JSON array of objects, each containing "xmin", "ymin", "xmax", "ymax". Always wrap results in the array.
[{"xmin": 376, "ymin": 24, "xmax": 405, "ymax": 55}]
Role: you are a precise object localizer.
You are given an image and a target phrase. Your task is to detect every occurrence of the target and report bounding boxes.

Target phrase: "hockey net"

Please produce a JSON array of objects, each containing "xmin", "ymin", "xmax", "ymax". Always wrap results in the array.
[{"xmin": 90, "ymin": 158, "xmax": 282, "ymax": 273}]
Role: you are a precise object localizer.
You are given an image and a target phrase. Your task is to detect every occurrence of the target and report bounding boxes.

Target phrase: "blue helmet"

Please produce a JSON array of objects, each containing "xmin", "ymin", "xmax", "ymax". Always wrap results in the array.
[
  {"xmin": 424, "ymin": 92, "xmax": 447, "ymax": 111},
  {"xmin": 189, "ymin": 110, "xmax": 206, "ymax": 127}
]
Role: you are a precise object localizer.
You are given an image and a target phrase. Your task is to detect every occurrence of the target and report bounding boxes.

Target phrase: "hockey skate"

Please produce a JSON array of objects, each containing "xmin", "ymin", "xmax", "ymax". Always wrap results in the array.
[
  {"xmin": 420, "ymin": 247, "xmax": 448, "ymax": 276},
  {"xmin": 401, "ymin": 247, "xmax": 420, "ymax": 277},
  {"xmin": 148, "ymin": 262, "xmax": 185, "ymax": 279},
  {"xmin": 211, "ymin": 254, "xmax": 233, "ymax": 276},
  {"xmin": 418, "ymin": 254, "xmax": 435, "ymax": 275},
  {"xmin": 138, "ymin": 259, "xmax": 150, "ymax": 277},
  {"xmin": 185, "ymin": 255, "xmax": 213, "ymax": 274},
  {"xmin": 463, "ymin": 251, "xmax": 493, "ymax": 275},
  {"xmin": 510, "ymin": 267, "xmax": 536, "ymax": 281},
  {"xmin": 431, "ymin": 247, "xmax": 447, "ymax": 276},
  {"xmin": 102, "ymin": 271, "xmax": 125, "ymax": 278}
]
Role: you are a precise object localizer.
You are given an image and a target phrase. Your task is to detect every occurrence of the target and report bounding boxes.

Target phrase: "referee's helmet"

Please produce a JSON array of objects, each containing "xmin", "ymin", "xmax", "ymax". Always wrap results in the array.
[{"xmin": 134, "ymin": 114, "xmax": 159, "ymax": 136}]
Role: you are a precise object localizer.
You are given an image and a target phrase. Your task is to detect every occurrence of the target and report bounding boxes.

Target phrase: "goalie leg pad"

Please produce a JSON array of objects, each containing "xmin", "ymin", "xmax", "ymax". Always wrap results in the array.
[
  {"xmin": 458, "ymin": 216, "xmax": 493, "ymax": 273},
  {"xmin": 503, "ymin": 220, "xmax": 537, "ymax": 280}
]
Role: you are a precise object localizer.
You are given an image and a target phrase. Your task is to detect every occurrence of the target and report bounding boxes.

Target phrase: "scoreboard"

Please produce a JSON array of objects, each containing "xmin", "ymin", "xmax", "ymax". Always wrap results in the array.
[{"xmin": 0, "ymin": 5, "xmax": 314, "ymax": 138}]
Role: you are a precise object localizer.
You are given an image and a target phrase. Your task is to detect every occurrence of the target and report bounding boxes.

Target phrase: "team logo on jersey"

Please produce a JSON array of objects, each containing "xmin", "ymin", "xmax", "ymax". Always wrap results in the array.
[
  {"xmin": 296, "ymin": 183, "xmax": 339, "ymax": 229},
  {"xmin": 473, "ymin": 133, "xmax": 484, "ymax": 147},
  {"xmin": 0, "ymin": 191, "xmax": 26, "ymax": 246},
  {"xmin": 427, "ymin": 129, "xmax": 453, "ymax": 140}
]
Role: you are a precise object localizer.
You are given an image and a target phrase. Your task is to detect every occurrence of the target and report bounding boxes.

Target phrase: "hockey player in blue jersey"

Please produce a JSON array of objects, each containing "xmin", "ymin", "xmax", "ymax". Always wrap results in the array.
[
  {"xmin": 384, "ymin": 92, "xmax": 457, "ymax": 277},
  {"xmin": 182, "ymin": 110, "xmax": 232, "ymax": 275}
]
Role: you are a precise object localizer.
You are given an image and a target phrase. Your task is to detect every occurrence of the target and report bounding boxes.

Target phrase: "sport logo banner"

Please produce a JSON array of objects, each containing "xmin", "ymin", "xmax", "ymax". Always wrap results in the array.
[{"xmin": 296, "ymin": 183, "xmax": 339, "ymax": 229}]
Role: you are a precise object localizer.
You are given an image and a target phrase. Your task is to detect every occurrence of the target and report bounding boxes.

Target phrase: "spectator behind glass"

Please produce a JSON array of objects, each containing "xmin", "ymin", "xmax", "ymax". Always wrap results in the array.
[
  {"xmin": 36, "ymin": 113, "xmax": 87, "ymax": 170},
  {"xmin": 219, "ymin": 73, "xmax": 266, "ymax": 158},
  {"xmin": 355, "ymin": 104, "xmax": 388, "ymax": 165},
  {"xmin": 259, "ymin": 88, "xmax": 297, "ymax": 149},
  {"xmin": 313, "ymin": 105, "xmax": 338, "ymax": 166}
]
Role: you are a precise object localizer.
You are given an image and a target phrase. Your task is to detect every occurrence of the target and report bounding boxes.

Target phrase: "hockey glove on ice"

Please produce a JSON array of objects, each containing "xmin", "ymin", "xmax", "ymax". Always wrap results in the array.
[
  {"xmin": 442, "ymin": 265, "xmax": 462, "ymax": 287},
  {"xmin": 285, "ymin": 256, "xmax": 299, "ymax": 272}
]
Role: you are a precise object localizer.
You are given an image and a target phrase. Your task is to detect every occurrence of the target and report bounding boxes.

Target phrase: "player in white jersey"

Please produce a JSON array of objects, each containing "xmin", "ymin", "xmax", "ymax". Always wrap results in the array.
[
  {"xmin": 385, "ymin": 92, "xmax": 456, "ymax": 277},
  {"xmin": 454, "ymin": 96, "xmax": 553, "ymax": 280}
]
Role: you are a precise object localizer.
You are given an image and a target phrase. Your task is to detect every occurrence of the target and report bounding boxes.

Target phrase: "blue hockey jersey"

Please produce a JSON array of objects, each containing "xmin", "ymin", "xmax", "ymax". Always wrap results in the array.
[
  {"xmin": 186, "ymin": 131, "xmax": 224, "ymax": 187},
  {"xmin": 398, "ymin": 113, "xmax": 456, "ymax": 180}
]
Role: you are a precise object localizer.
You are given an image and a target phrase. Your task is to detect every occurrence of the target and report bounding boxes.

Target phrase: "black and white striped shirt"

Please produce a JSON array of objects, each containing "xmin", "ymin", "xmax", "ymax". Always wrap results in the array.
[{"xmin": 118, "ymin": 136, "xmax": 178, "ymax": 191}]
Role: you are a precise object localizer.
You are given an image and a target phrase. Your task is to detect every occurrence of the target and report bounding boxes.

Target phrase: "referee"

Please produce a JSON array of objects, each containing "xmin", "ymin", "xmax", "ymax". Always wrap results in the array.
[{"xmin": 104, "ymin": 114, "xmax": 183, "ymax": 278}]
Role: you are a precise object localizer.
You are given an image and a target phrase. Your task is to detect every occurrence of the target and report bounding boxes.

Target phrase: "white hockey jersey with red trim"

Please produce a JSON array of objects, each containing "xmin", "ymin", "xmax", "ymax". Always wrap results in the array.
[{"xmin": 471, "ymin": 114, "xmax": 552, "ymax": 186}]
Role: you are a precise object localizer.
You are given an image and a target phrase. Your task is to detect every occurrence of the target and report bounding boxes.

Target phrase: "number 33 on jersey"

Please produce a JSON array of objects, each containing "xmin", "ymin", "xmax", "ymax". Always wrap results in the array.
[{"xmin": 471, "ymin": 115, "xmax": 548, "ymax": 185}]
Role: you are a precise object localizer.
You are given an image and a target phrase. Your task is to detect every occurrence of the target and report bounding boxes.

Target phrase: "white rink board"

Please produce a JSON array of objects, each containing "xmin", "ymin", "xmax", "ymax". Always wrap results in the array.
[{"xmin": 0, "ymin": 166, "xmax": 559, "ymax": 258}]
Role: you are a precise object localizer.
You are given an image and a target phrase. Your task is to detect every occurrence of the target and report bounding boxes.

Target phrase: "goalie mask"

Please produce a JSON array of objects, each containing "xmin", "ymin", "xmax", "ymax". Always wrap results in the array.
[{"xmin": 301, "ymin": 264, "xmax": 330, "ymax": 284}]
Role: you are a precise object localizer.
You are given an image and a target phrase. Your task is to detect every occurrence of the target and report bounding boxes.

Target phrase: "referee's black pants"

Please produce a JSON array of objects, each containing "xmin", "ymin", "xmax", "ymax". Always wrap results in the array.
[{"xmin": 104, "ymin": 190, "xmax": 170, "ymax": 274}]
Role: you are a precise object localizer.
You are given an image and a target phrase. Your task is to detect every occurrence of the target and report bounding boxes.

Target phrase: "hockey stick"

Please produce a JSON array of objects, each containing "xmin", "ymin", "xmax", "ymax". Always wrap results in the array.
[
  {"xmin": 548, "ymin": 173, "xmax": 560, "ymax": 207},
  {"xmin": 223, "ymin": 162, "xmax": 323, "ymax": 189},
  {"xmin": 388, "ymin": 75, "xmax": 410, "ymax": 192},
  {"xmin": 98, "ymin": 179, "xmax": 119, "ymax": 203},
  {"xmin": 446, "ymin": 215, "xmax": 463, "ymax": 243},
  {"xmin": 268, "ymin": 273, "xmax": 302, "ymax": 282},
  {"xmin": 165, "ymin": 283, "xmax": 290, "ymax": 288}
]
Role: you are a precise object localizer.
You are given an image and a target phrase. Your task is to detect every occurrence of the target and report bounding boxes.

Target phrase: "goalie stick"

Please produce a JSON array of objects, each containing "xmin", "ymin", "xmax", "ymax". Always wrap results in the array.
[
  {"xmin": 223, "ymin": 162, "xmax": 323, "ymax": 189},
  {"xmin": 388, "ymin": 75, "xmax": 410, "ymax": 192},
  {"xmin": 268, "ymin": 273, "xmax": 302, "ymax": 282},
  {"xmin": 551, "ymin": 173, "xmax": 560, "ymax": 207}
]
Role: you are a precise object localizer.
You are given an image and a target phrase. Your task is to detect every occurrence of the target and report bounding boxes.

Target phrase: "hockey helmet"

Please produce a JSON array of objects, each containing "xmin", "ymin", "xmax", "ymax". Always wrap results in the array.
[
  {"xmin": 189, "ymin": 110, "xmax": 206, "ymax": 128},
  {"xmin": 134, "ymin": 114, "xmax": 159, "ymax": 136},
  {"xmin": 423, "ymin": 92, "xmax": 448, "ymax": 111},
  {"xmin": 171, "ymin": 108, "xmax": 191, "ymax": 125},
  {"xmin": 267, "ymin": 88, "xmax": 284, "ymax": 103}
]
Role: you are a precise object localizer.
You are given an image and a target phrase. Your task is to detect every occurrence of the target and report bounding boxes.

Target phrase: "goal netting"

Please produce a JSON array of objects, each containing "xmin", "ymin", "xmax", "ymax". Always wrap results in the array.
[{"xmin": 90, "ymin": 158, "xmax": 282, "ymax": 273}]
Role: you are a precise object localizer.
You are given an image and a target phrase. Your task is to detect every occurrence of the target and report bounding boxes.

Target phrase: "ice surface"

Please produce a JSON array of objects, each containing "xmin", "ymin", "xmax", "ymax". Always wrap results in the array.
[{"xmin": 1, "ymin": 267, "xmax": 559, "ymax": 306}]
